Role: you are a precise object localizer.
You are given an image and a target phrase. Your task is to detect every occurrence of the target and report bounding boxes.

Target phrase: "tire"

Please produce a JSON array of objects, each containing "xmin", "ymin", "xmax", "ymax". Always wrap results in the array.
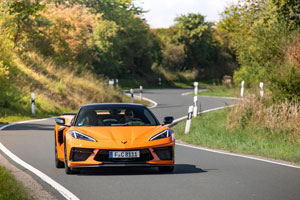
[
  {"xmin": 64, "ymin": 139, "xmax": 79, "ymax": 174},
  {"xmin": 55, "ymin": 137, "xmax": 64, "ymax": 168},
  {"xmin": 158, "ymin": 166, "xmax": 174, "ymax": 173}
]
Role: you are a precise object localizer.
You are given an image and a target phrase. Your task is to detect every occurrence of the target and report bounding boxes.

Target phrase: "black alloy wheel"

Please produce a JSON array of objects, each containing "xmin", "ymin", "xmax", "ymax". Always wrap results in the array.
[{"xmin": 55, "ymin": 135, "xmax": 65, "ymax": 168}]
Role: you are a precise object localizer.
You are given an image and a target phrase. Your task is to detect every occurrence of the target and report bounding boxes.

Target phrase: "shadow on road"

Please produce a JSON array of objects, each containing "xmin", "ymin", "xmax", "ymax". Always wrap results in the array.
[
  {"xmin": 77, "ymin": 164, "xmax": 207, "ymax": 176},
  {"xmin": 2, "ymin": 123, "xmax": 54, "ymax": 131}
]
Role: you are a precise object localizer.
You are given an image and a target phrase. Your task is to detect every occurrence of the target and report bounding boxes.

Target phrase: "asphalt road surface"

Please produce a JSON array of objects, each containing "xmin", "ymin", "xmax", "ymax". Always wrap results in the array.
[{"xmin": 1, "ymin": 89, "xmax": 300, "ymax": 200}]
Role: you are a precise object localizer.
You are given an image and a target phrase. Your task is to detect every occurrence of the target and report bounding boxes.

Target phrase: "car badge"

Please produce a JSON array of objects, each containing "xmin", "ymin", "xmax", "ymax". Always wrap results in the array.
[{"xmin": 121, "ymin": 141, "xmax": 127, "ymax": 144}]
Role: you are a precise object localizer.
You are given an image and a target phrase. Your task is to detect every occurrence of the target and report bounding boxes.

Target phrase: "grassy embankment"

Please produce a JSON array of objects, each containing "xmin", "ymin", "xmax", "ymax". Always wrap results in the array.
[
  {"xmin": 119, "ymin": 65, "xmax": 200, "ymax": 89},
  {"xmin": 174, "ymin": 93, "xmax": 300, "ymax": 164},
  {"xmin": 0, "ymin": 52, "xmax": 141, "ymax": 125},
  {"xmin": 197, "ymin": 85, "xmax": 239, "ymax": 97},
  {"xmin": 0, "ymin": 166, "xmax": 34, "ymax": 200}
]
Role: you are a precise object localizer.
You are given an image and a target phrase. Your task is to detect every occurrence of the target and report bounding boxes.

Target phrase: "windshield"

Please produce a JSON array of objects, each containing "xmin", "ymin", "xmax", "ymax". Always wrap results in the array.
[{"xmin": 74, "ymin": 104, "xmax": 160, "ymax": 127}]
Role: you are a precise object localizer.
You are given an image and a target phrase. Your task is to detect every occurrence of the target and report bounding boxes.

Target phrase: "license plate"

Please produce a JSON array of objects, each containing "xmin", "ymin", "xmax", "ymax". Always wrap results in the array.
[{"xmin": 109, "ymin": 151, "xmax": 140, "ymax": 158}]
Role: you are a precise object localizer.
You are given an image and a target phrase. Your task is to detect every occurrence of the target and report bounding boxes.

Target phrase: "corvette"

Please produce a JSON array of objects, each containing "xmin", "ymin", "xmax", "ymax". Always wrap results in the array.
[{"xmin": 54, "ymin": 103, "xmax": 175, "ymax": 174}]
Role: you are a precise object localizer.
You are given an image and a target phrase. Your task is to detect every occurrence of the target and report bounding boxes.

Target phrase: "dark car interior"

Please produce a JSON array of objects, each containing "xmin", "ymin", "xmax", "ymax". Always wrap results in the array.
[{"xmin": 75, "ymin": 105, "xmax": 159, "ymax": 127}]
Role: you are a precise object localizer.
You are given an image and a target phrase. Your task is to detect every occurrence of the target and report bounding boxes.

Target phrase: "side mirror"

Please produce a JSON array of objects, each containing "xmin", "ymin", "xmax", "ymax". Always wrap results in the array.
[
  {"xmin": 55, "ymin": 118, "xmax": 66, "ymax": 126},
  {"xmin": 163, "ymin": 116, "xmax": 174, "ymax": 125}
]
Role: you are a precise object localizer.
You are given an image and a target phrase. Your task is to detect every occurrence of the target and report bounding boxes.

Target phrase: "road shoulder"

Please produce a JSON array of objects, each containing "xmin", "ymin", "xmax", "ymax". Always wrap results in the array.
[{"xmin": 0, "ymin": 152, "xmax": 57, "ymax": 200}]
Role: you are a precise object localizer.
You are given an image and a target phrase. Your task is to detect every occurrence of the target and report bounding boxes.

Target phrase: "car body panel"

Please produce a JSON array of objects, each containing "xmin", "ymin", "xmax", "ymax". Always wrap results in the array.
[{"xmin": 54, "ymin": 104, "xmax": 175, "ymax": 171}]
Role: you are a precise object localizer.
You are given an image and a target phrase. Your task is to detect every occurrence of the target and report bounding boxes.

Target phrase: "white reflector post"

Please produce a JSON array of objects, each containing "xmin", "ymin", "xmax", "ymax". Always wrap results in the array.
[
  {"xmin": 108, "ymin": 79, "xmax": 114, "ymax": 88},
  {"xmin": 185, "ymin": 106, "xmax": 194, "ymax": 134},
  {"xmin": 130, "ymin": 88, "xmax": 134, "ymax": 103},
  {"xmin": 194, "ymin": 82, "xmax": 198, "ymax": 96},
  {"xmin": 31, "ymin": 93, "xmax": 35, "ymax": 116},
  {"xmin": 193, "ymin": 96, "xmax": 198, "ymax": 117},
  {"xmin": 241, "ymin": 80, "xmax": 245, "ymax": 97},
  {"xmin": 259, "ymin": 82, "xmax": 264, "ymax": 97},
  {"xmin": 139, "ymin": 85, "xmax": 143, "ymax": 100},
  {"xmin": 115, "ymin": 79, "xmax": 119, "ymax": 88}
]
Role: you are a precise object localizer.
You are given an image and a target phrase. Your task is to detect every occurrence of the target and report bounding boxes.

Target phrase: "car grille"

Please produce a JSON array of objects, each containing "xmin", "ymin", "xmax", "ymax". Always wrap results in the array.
[
  {"xmin": 153, "ymin": 146, "xmax": 173, "ymax": 160},
  {"xmin": 70, "ymin": 148, "xmax": 94, "ymax": 162},
  {"xmin": 94, "ymin": 149, "xmax": 153, "ymax": 163}
]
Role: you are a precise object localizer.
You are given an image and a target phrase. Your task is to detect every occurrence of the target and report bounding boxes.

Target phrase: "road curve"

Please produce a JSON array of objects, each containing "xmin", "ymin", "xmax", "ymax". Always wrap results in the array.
[{"xmin": 1, "ymin": 89, "xmax": 300, "ymax": 200}]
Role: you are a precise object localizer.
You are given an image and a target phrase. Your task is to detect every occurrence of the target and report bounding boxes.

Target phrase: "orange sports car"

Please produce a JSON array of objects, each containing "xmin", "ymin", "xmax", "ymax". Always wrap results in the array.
[{"xmin": 54, "ymin": 103, "xmax": 175, "ymax": 174}]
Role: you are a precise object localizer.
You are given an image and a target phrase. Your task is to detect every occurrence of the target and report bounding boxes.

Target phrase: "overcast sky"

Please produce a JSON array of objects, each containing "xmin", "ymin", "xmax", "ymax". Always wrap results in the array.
[{"xmin": 135, "ymin": 0, "xmax": 239, "ymax": 28}]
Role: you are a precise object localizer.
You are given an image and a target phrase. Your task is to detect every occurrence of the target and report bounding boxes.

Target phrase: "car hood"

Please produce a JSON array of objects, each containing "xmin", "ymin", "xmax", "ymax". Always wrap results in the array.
[{"xmin": 72, "ymin": 126, "xmax": 167, "ymax": 141}]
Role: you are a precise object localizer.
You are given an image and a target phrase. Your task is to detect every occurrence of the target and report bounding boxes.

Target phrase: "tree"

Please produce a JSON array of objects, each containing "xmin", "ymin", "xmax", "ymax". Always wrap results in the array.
[
  {"xmin": 162, "ymin": 44, "xmax": 185, "ymax": 70},
  {"xmin": 175, "ymin": 13, "xmax": 217, "ymax": 70},
  {"xmin": 0, "ymin": 0, "xmax": 45, "ymax": 51},
  {"xmin": 219, "ymin": 0, "xmax": 300, "ymax": 101},
  {"xmin": 41, "ymin": 4, "xmax": 98, "ymax": 65},
  {"xmin": 81, "ymin": 0, "xmax": 159, "ymax": 76}
]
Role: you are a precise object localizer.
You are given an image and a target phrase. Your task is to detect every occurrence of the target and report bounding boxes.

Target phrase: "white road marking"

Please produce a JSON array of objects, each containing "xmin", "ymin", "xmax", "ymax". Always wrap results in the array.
[
  {"xmin": 176, "ymin": 143, "xmax": 300, "ymax": 170},
  {"xmin": 142, "ymin": 97, "xmax": 158, "ymax": 108},
  {"xmin": 198, "ymin": 96, "xmax": 241, "ymax": 100},
  {"xmin": 180, "ymin": 90, "xmax": 242, "ymax": 101},
  {"xmin": 0, "ymin": 92, "xmax": 299, "ymax": 200},
  {"xmin": 172, "ymin": 105, "xmax": 235, "ymax": 124},
  {"xmin": 172, "ymin": 105, "xmax": 300, "ymax": 170},
  {"xmin": 181, "ymin": 91, "xmax": 241, "ymax": 100},
  {"xmin": 0, "ymin": 117, "xmax": 55, "ymax": 130},
  {"xmin": 181, "ymin": 91, "xmax": 194, "ymax": 96},
  {"xmin": 0, "ymin": 118, "xmax": 79, "ymax": 200},
  {"xmin": 123, "ymin": 92, "xmax": 158, "ymax": 108},
  {"xmin": 172, "ymin": 116, "xmax": 188, "ymax": 124},
  {"xmin": 181, "ymin": 89, "xmax": 207, "ymax": 96},
  {"xmin": 0, "ymin": 143, "xmax": 80, "ymax": 200}
]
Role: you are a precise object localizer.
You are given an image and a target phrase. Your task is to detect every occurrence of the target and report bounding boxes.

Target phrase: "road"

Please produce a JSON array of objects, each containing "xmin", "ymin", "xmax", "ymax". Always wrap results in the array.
[{"xmin": 1, "ymin": 89, "xmax": 300, "ymax": 200}]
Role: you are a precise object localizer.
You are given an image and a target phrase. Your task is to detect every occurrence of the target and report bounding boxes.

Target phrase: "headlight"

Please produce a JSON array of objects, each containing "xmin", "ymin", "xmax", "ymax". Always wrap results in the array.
[
  {"xmin": 150, "ymin": 129, "xmax": 174, "ymax": 141},
  {"xmin": 70, "ymin": 130, "xmax": 97, "ymax": 142}
]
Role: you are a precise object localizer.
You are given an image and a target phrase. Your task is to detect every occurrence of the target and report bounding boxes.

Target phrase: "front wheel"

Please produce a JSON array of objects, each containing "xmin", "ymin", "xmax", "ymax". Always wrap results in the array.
[
  {"xmin": 64, "ymin": 140, "xmax": 79, "ymax": 174},
  {"xmin": 158, "ymin": 166, "xmax": 174, "ymax": 173}
]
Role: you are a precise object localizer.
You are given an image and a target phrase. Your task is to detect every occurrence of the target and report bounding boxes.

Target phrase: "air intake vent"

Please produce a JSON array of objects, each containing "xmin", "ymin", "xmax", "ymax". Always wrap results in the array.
[
  {"xmin": 70, "ymin": 148, "xmax": 94, "ymax": 162},
  {"xmin": 153, "ymin": 146, "xmax": 173, "ymax": 160}
]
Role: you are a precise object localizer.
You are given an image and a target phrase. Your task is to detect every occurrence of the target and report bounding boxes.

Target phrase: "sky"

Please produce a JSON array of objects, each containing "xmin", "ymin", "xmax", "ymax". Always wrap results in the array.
[{"xmin": 135, "ymin": 0, "xmax": 239, "ymax": 28}]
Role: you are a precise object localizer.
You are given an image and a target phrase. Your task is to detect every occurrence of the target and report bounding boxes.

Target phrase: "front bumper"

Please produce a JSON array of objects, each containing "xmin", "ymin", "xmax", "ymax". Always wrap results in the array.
[
  {"xmin": 71, "ymin": 163, "xmax": 174, "ymax": 169},
  {"xmin": 67, "ymin": 143, "xmax": 175, "ymax": 168}
]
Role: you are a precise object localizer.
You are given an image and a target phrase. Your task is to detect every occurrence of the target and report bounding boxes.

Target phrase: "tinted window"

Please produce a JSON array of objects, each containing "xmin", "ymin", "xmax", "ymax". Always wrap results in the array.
[{"xmin": 74, "ymin": 105, "xmax": 159, "ymax": 127}]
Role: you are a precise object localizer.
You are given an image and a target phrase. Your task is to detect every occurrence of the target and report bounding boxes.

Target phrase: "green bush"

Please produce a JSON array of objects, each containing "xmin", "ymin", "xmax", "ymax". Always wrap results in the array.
[{"xmin": 219, "ymin": 0, "xmax": 300, "ymax": 100}]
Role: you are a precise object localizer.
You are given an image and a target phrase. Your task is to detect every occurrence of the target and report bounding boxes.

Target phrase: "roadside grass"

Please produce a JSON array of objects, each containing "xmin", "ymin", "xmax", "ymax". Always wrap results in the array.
[
  {"xmin": 0, "ymin": 51, "xmax": 151, "ymax": 124},
  {"xmin": 0, "ymin": 166, "xmax": 34, "ymax": 200},
  {"xmin": 197, "ymin": 85, "xmax": 238, "ymax": 97},
  {"xmin": 118, "ymin": 77, "xmax": 196, "ymax": 90},
  {"xmin": 0, "ymin": 93, "xmax": 148, "ymax": 124},
  {"xmin": 0, "ymin": 115, "xmax": 36, "ymax": 125},
  {"xmin": 119, "ymin": 77, "xmax": 210, "ymax": 90},
  {"xmin": 119, "ymin": 77, "xmax": 175, "ymax": 89},
  {"xmin": 119, "ymin": 65, "xmax": 205, "ymax": 90},
  {"xmin": 173, "ymin": 108, "xmax": 300, "ymax": 164}
]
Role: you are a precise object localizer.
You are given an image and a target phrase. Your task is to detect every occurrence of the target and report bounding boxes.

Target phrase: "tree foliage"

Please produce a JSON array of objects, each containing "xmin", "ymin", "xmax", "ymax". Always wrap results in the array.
[
  {"xmin": 85, "ymin": 0, "xmax": 158, "ymax": 77},
  {"xmin": 40, "ymin": 4, "xmax": 98, "ymax": 65},
  {"xmin": 175, "ymin": 14, "xmax": 216, "ymax": 70},
  {"xmin": 219, "ymin": 0, "xmax": 300, "ymax": 101},
  {"xmin": 48, "ymin": 0, "xmax": 156, "ymax": 77},
  {"xmin": 153, "ymin": 13, "xmax": 238, "ymax": 80},
  {"xmin": 0, "ymin": 0, "xmax": 240, "ymax": 107},
  {"xmin": 0, "ymin": 0, "xmax": 45, "ymax": 51}
]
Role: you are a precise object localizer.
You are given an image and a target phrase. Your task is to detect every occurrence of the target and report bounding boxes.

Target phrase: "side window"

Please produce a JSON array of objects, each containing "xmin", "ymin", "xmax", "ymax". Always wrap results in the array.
[{"xmin": 144, "ymin": 109, "xmax": 156, "ymax": 125}]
